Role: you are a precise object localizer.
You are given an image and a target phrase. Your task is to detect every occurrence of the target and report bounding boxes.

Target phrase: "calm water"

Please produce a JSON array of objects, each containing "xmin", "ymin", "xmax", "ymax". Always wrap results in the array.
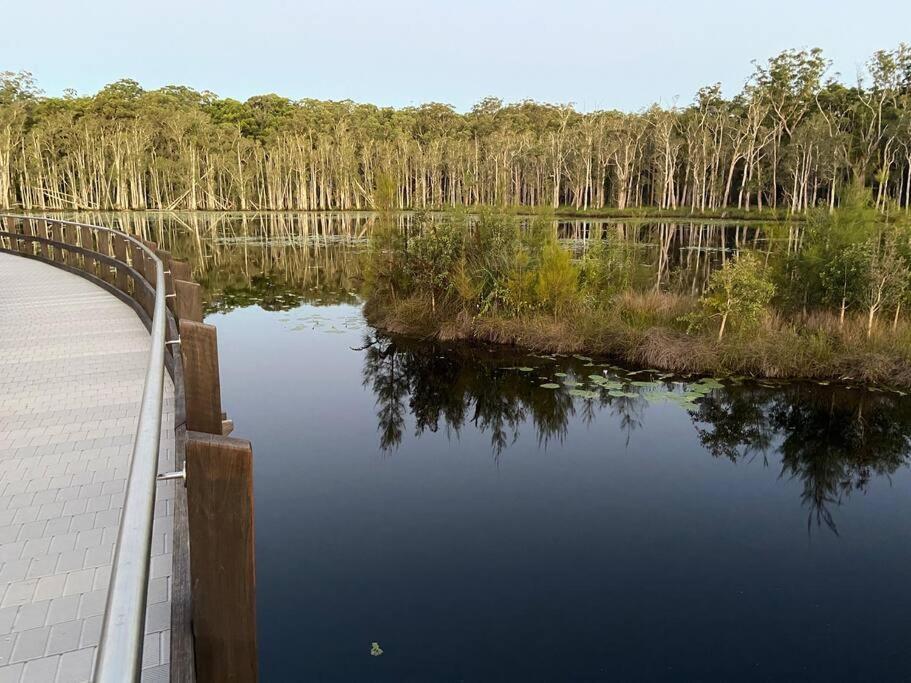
[{"xmin": 80, "ymin": 213, "xmax": 911, "ymax": 680}]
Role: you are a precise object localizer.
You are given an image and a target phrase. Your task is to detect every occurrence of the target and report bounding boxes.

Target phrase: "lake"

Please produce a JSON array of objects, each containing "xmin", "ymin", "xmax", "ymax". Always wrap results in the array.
[{"xmin": 75, "ymin": 212, "xmax": 911, "ymax": 681}]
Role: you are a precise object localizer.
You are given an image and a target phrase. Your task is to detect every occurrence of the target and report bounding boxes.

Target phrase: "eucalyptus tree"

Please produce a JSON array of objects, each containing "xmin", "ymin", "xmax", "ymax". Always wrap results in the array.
[{"xmin": 2, "ymin": 45, "xmax": 911, "ymax": 212}]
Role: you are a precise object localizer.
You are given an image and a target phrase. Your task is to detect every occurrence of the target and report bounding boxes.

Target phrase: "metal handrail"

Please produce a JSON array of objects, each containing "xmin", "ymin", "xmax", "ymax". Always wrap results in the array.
[{"xmin": 0, "ymin": 214, "xmax": 167, "ymax": 682}]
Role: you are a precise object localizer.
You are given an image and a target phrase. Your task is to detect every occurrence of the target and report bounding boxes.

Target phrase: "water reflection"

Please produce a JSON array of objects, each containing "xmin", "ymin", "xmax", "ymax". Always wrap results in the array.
[
  {"xmin": 62, "ymin": 211, "xmax": 791, "ymax": 305},
  {"xmin": 362, "ymin": 335, "xmax": 911, "ymax": 534},
  {"xmin": 698, "ymin": 388, "xmax": 911, "ymax": 533}
]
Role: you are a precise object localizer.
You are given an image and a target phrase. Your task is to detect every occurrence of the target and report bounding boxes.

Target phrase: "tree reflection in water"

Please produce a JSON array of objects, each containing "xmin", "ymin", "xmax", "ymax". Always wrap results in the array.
[{"xmin": 363, "ymin": 335, "xmax": 911, "ymax": 534}]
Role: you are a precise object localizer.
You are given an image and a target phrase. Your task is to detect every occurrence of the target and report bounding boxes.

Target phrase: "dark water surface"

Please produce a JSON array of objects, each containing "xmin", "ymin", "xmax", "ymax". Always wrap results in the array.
[{"xmin": 78, "ymin": 212, "xmax": 911, "ymax": 681}]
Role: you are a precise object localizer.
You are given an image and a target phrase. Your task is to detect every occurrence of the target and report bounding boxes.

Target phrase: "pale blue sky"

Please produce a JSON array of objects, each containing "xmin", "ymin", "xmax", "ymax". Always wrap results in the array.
[{"xmin": 3, "ymin": 0, "xmax": 908, "ymax": 111}]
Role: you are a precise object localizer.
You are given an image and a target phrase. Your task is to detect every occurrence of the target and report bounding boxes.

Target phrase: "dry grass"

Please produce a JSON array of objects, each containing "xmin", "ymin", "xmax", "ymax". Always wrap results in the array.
[{"xmin": 364, "ymin": 294, "xmax": 911, "ymax": 388}]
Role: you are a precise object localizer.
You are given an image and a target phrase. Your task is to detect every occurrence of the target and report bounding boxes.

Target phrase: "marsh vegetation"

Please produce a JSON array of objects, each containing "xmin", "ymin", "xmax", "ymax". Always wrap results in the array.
[{"xmin": 364, "ymin": 189, "xmax": 911, "ymax": 386}]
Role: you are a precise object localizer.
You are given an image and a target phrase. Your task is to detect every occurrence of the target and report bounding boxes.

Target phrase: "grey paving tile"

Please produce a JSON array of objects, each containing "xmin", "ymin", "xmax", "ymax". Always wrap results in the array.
[{"xmin": 0, "ymin": 252, "xmax": 173, "ymax": 679}]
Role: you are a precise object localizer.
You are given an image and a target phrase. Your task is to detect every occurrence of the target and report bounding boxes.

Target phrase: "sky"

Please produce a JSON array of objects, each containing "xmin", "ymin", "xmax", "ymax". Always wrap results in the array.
[{"xmin": 3, "ymin": 0, "xmax": 909, "ymax": 112}]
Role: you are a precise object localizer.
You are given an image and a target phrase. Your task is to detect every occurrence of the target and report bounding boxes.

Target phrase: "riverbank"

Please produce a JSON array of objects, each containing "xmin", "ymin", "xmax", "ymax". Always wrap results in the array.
[{"xmin": 364, "ymin": 295, "xmax": 911, "ymax": 389}]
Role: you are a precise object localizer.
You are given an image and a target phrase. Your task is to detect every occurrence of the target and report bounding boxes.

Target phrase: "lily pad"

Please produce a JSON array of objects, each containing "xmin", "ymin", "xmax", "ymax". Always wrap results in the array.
[
  {"xmin": 568, "ymin": 389, "xmax": 600, "ymax": 400},
  {"xmin": 540, "ymin": 383, "xmax": 561, "ymax": 389}
]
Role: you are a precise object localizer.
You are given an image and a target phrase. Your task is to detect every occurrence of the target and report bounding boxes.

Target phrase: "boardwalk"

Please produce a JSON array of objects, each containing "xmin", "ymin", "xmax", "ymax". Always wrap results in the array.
[{"xmin": 0, "ymin": 253, "xmax": 173, "ymax": 682}]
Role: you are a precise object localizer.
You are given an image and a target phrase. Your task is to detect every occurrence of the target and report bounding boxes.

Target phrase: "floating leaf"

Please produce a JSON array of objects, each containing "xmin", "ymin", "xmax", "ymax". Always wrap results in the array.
[
  {"xmin": 517, "ymin": 367, "xmax": 534, "ymax": 372},
  {"xmin": 370, "ymin": 642, "xmax": 383, "ymax": 657},
  {"xmin": 573, "ymin": 355, "xmax": 593, "ymax": 362},
  {"xmin": 554, "ymin": 372, "xmax": 568, "ymax": 378},
  {"xmin": 568, "ymin": 389, "xmax": 600, "ymax": 399},
  {"xmin": 540, "ymin": 383, "xmax": 560, "ymax": 389}
]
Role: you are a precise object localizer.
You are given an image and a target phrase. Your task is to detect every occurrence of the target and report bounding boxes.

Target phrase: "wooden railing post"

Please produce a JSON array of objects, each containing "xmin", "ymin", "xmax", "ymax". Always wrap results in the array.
[
  {"xmin": 38, "ymin": 219, "xmax": 50, "ymax": 259},
  {"xmin": 185, "ymin": 432, "xmax": 258, "ymax": 683},
  {"xmin": 79, "ymin": 225, "xmax": 94, "ymax": 274},
  {"xmin": 21, "ymin": 217, "xmax": 33, "ymax": 255},
  {"xmin": 4, "ymin": 215, "xmax": 14, "ymax": 251},
  {"xmin": 171, "ymin": 260, "xmax": 192, "ymax": 282},
  {"xmin": 174, "ymin": 281, "xmax": 204, "ymax": 323},
  {"xmin": 113, "ymin": 235, "xmax": 130, "ymax": 291},
  {"xmin": 179, "ymin": 321, "xmax": 223, "ymax": 434}
]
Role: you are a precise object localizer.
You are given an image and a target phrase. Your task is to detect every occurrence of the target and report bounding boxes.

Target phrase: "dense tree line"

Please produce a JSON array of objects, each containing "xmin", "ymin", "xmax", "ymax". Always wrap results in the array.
[{"xmin": 2, "ymin": 45, "xmax": 910, "ymax": 212}]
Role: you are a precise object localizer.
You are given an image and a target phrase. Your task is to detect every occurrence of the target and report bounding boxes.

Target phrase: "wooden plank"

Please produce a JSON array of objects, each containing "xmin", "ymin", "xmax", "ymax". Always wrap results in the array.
[
  {"xmin": 179, "ymin": 321, "xmax": 223, "ymax": 434},
  {"xmin": 174, "ymin": 280, "xmax": 204, "ymax": 323},
  {"xmin": 185, "ymin": 432, "xmax": 258, "ymax": 683}
]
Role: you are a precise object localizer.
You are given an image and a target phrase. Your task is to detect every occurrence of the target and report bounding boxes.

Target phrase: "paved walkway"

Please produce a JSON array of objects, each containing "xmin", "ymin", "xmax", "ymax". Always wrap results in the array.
[{"xmin": 0, "ymin": 253, "xmax": 173, "ymax": 682}]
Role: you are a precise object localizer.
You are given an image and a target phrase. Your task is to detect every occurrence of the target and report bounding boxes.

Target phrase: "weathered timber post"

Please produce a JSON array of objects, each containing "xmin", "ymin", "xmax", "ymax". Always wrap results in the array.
[
  {"xmin": 50, "ymin": 222, "xmax": 64, "ymax": 263},
  {"xmin": 80, "ymin": 225, "xmax": 95, "ymax": 275},
  {"xmin": 97, "ymin": 231, "xmax": 114, "ymax": 284},
  {"xmin": 113, "ymin": 235, "xmax": 130, "ymax": 291},
  {"xmin": 141, "ymin": 251, "xmax": 158, "ymax": 291},
  {"xmin": 185, "ymin": 432, "xmax": 258, "ymax": 683},
  {"xmin": 174, "ymin": 281, "xmax": 204, "ymax": 323},
  {"xmin": 129, "ymin": 243, "xmax": 153, "ymax": 316},
  {"xmin": 171, "ymin": 260, "xmax": 192, "ymax": 282},
  {"xmin": 5, "ymin": 215, "xmax": 16, "ymax": 251},
  {"xmin": 179, "ymin": 321, "xmax": 223, "ymax": 435},
  {"xmin": 62, "ymin": 224, "xmax": 76, "ymax": 263},
  {"xmin": 39, "ymin": 219, "xmax": 50, "ymax": 260},
  {"xmin": 21, "ymin": 217, "xmax": 33, "ymax": 255}
]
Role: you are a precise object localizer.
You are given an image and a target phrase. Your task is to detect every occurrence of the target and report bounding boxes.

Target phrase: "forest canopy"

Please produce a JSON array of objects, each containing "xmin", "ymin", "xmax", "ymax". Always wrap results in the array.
[{"xmin": 1, "ymin": 45, "xmax": 910, "ymax": 212}]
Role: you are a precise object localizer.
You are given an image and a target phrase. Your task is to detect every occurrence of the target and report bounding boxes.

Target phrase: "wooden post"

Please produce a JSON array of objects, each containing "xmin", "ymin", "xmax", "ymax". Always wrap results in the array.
[
  {"xmin": 50, "ymin": 222, "xmax": 63, "ymax": 263},
  {"xmin": 129, "ymin": 243, "xmax": 148, "ymax": 311},
  {"xmin": 156, "ymin": 250, "xmax": 176, "ymax": 299},
  {"xmin": 113, "ymin": 235, "xmax": 130, "ymax": 291},
  {"xmin": 21, "ymin": 217, "xmax": 33, "ymax": 255},
  {"xmin": 174, "ymin": 281, "xmax": 204, "ymax": 323},
  {"xmin": 5, "ymin": 215, "xmax": 18, "ymax": 252},
  {"xmin": 39, "ymin": 219, "xmax": 50, "ymax": 260},
  {"xmin": 179, "ymin": 321, "xmax": 223, "ymax": 434},
  {"xmin": 185, "ymin": 432, "xmax": 258, "ymax": 683},
  {"xmin": 96, "ymin": 232, "xmax": 113, "ymax": 284},
  {"xmin": 142, "ymin": 251, "xmax": 158, "ymax": 288},
  {"xmin": 171, "ymin": 260, "xmax": 192, "ymax": 282},
  {"xmin": 62, "ymin": 225, "xmax": 76, "ymax": 262},
  {"xmin": 80, "ymin": 226, "xmax": 95, "ymax": 275}
]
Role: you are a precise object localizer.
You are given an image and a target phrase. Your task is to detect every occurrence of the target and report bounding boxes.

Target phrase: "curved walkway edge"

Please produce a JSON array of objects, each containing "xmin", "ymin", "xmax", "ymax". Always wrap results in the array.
[{"xmin": 0, "ymin": 253, "xmax": 173, "ymax": 682}]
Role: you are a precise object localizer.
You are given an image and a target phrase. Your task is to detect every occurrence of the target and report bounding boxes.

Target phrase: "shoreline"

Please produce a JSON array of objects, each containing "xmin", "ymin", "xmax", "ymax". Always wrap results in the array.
[{"xmin": 364, "ymin": 300, "xmax": 911, "ymax": 391}]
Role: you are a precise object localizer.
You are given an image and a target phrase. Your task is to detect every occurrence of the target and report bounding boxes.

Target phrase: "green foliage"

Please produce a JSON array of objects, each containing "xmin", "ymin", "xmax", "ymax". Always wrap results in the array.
[
  {"xmin": 819, "ymin": 242, "xmax": 869, "ymax": 318},
  {"xmin": 534, "ymin": 241, "xmax": 580, "ymax": 317},
  {"xmin": 580, "ymin": 238, "xmax": 636, "ymax": 297},
  {"xmin": 788, "ymin": 184, "xmax": 879, "ymax": 308},
  {"xmin": 406, "ymin": 217, "xmax": 465, "ymax": 312},
  {"xmin": 688, "ymin": 252, "xmax": 776, "ymax": 339},
  {"xmin": 367, "ymin": 210, "xmax": 582, "ymax": 318}
]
